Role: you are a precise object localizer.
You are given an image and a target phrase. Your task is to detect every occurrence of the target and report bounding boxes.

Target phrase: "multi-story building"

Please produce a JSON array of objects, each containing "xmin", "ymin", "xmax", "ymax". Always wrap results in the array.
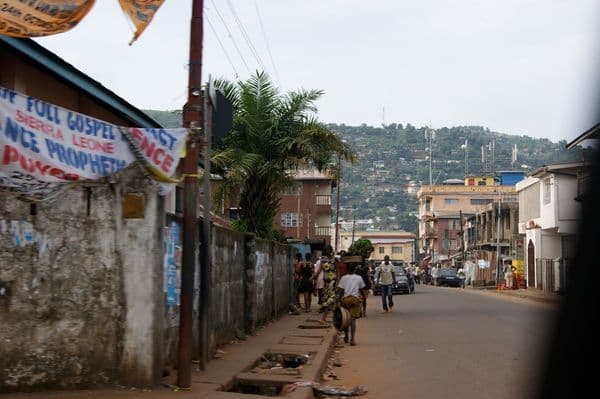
[
  {"xmin": 464, "ymin": 199, "xmax": 520, "ymax": 285},
  {"xmin": 417, "ymin": 178, "xmax": 517, "ymax": 263},
  {"xmin": 278, "ymin": 169, "xmax": 334, "ymax": 248},
  {"xmin": 336, "ymin": 231, "xmax": 415, "ymax": 264},
  {"xmin": 516, "ymin": 161, "xmax": 590, "ymax": 292}
]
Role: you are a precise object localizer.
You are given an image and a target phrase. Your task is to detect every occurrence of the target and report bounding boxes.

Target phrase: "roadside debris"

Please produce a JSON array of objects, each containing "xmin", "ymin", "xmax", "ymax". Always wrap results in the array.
[
  {"xmin": 289, "ymin": 304, "xmax": 302, "ymax": 315},
  {"xmin": 283, "ymin": 381, "xmax": 367, "ymax": 396}
]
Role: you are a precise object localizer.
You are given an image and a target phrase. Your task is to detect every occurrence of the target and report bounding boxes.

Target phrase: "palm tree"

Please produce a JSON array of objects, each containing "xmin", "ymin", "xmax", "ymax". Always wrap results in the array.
[{"xmin": 211, "ymin": 72, "xmax": 355, "ymax": 240}]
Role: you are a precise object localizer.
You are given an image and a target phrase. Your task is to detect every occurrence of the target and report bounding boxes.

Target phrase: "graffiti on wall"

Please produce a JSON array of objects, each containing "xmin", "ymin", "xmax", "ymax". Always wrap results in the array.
[
  {"xmin": 163, "ymin": 220, "xmax": 181, "ymax": 328},
  {"xmin": 0, "ymin": 219, "xmax": 49, "ymax": 257}
]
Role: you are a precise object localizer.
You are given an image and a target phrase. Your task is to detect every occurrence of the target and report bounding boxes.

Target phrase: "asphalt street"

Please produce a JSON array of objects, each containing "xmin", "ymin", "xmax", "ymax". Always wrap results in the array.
[{"xmin": 331, "ymin": 284, "xmax": 559, "ymax": 399}]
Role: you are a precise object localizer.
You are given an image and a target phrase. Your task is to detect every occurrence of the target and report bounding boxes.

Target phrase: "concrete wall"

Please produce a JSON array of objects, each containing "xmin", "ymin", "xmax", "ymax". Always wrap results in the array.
[
  {"xmin": 209, "ymin": 226, "xmax": 246, "ymax": 351},
  {"xmin": 0, "ymin": 168, "xmax": 165, "ymax": 391},
  {"xmin": 1, "ymin": 189, "xmax": 296, "ymax": 392}
]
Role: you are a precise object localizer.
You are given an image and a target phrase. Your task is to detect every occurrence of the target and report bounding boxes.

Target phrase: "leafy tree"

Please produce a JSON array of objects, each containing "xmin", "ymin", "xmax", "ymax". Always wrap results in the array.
[
  {"xmin": 348, "ymin": 238, "xmax": 374, "ymax": 260},
  {"xmin": 211, "ymin": 72, "xmax": 355, "ymax": 240}
]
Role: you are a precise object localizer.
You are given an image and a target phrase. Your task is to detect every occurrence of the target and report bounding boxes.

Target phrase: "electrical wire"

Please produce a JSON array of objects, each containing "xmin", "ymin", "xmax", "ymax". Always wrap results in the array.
[
  {"xmin": 253, "ymin": 0, "xmax": 282, "ymax": 88},
  {"xmin": 224, "ymin": 0, "xmax": 268, "ymax": 73},
  {"xmin": 208, "ymin": 0, "xmax": 252, "ymax": 75},
  {"xmin": 206, "ymin": 14, "xmax": 240, "ymax": 78}
]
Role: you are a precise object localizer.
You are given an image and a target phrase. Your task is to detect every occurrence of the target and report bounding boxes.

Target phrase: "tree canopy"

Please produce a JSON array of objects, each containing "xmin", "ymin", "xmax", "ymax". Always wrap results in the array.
[{"xmin": 211, "ymin": 72, "xmax": 355, "ymax": 240}]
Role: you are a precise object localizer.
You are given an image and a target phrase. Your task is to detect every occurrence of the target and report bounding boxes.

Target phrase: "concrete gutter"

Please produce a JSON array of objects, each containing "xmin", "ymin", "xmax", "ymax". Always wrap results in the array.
[{"xmin": 231, "ymin": 319, "xmax": 338, "ymax": 398}]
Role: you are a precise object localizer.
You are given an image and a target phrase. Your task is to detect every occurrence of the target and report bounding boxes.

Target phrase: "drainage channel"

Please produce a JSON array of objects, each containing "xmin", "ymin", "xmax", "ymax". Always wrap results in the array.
[{"xmin": 225, "ymin": 351, "xmax": 315, "ymax": 396}]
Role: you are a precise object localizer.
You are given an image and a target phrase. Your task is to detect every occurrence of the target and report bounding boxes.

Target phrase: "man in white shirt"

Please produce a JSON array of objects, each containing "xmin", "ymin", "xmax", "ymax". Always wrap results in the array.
[
  {"xmin": 375, "ymin": 255, "xmax": 396, "ymax": 312},
  {"xmin": 337, "ymin": 264, "xmax": 365, "ymax": 345},
  {"xmin": 431, "ymin": 265, "xmax": 439, "ymax": 286}
]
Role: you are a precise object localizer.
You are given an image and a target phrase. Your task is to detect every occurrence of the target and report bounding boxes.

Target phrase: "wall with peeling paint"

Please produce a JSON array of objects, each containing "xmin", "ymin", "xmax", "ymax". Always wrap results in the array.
[
  {"xmin": 0, "ymin": 175, "xmax": 298, "ymax": 392},
  {"xmin": 0, "ymin": 168, "xmax": 165, "ymax": 391}
]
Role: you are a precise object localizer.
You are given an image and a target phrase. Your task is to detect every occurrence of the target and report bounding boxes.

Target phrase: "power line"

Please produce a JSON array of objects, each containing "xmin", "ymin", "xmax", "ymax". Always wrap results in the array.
[
  {"xmin": 208, "ymin": 0, "xmax": 251, "ymax": 75},
  {"xmin": 206, "ymin": 14, "xmax": 240, "ymax": 78},
  {"xmin": 225, "ymin": 0, "xmax": 268, "ymax": 73},
  {"xmin": 253, "ymin": 0, "xmax": 282, "ymax": 88}
]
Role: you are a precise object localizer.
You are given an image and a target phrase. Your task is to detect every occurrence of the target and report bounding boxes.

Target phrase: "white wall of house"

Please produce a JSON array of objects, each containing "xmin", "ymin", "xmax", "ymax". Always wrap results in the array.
[
  {"xmin": 556, "ymin": 174, "xmax": 580, "ymax": 234},
  {"xmin": 541, "ymin": 232, "xmax": 562, "ymax": 260},
  {"xmin": 539, "ymin": 175, "xmax": 556, "ymax": 229}
]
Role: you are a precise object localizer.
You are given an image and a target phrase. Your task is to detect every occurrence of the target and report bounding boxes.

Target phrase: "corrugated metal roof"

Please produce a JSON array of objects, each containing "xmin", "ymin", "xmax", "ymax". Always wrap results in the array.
[{"xmin": 0, "ymin": 36, "xmax": 162, "ymax": 129}]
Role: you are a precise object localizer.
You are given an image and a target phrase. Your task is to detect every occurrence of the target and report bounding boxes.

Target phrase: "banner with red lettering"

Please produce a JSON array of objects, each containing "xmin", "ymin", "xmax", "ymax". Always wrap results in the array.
[{"xmin": 0, "ymin": 86, "xmax": 186, "ymax": 199}]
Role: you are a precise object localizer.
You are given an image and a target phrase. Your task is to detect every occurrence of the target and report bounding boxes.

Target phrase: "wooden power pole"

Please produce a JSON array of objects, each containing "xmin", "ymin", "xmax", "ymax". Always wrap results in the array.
[{"xmin": 178, "ymin": 0, "xmax": 204, "ymax": 389}]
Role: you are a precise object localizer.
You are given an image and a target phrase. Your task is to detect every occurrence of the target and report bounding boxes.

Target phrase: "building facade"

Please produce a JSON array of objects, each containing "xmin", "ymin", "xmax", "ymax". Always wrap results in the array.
[
  {"xmin": 464, "ymin": 200, "xmax": 521, "ymax": 286},
  {"xmin": 278, "ymin": 169, "xmax": 334, "ymax": 247},
  {"xmin": 337, "ymin": 230, "xmax": 415, "ymax": 264},
  {"xmin": 417, "ymin": 181, "xmax": 516, "ymax": 263},
  {"xmin": 516, "ymin": 162, "xmax": 589, "ymax": 292}
]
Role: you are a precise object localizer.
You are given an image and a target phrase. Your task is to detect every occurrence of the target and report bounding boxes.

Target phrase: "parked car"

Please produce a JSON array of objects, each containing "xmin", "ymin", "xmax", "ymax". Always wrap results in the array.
[
  {"xmin": 436, "ymin": 267, "xmax": 461, "ymax": 287},
  {"xmin": 372, "ymin": 264, "xmax": 415, "ymax": 295}
]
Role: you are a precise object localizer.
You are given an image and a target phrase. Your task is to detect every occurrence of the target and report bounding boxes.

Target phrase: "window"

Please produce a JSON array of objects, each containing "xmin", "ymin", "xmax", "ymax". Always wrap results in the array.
[
  {"xmin": 444, "ymin": 198, "xmax": 458, "ymax": 205},
  {"xmin": 477, "ymin": 180, "xmax": 487, "ymax": 186},
  {"xmin": 468, "ymin": 178, "xmax": 475, "ymax": 186},
  {"xmin": 379, "ymin": 247, "xmax": 385, "ymax": 254},
  {"xmin": 470, "ymin": 198, "xmax": 493, "ymax": 205},
  {"xmin": 543, "ymin": 178, "xmax": 552, "ymax": 205},
  {"xmin": 450, "ymin": 219, "xmax": 461, "ymax": 230},
  {"xmin": 284, "ymin": 184, "xmax": 303, "ymax": 196},
  {"xmin": 392, "ymin": 246, "xmax": 402, "ymax": 254},
  {"xmin": 425, "ymin": 199, "xmax": 431, "ymax": 212},
  {"xmin": 280, "ymin": 212, "xmax": 303, "ymax": 227}
]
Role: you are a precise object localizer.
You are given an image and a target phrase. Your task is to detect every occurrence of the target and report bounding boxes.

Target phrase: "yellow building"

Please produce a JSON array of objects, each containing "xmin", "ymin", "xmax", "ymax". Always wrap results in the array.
[
  {"xmin": 464, "ymin": 175, "xmax": 496, "ymax": 186},
  {"xmin": 337, "ymin": 231, "xmax": 415, "ymax": 264}
]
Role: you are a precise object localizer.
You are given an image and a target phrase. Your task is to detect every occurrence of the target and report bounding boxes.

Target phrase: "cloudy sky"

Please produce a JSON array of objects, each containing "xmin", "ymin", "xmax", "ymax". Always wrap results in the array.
[{"xmin": 36, "ymin": 0, "xmax": 599, "ymax": 143}]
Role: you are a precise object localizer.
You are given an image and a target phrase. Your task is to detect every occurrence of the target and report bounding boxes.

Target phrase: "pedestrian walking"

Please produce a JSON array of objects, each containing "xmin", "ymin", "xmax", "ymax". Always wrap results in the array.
[
  {"xmin": 457, "ymin": 266, "xmax": 466, "ymax": 288},
  {"xmin": 375, "ymin": 255, "xmax": 396, "ymax": 312},
  {"xmin": 314, "ymin": 245, "xmax": 337, "ymax": 323},
  {"xmin": 337, "ymin": 263, "xmax": 365, "ymax": 346},
  {"xmin": 356, "ymin": 262, "xmax": 372, "ymax": 317},
  {"xmin": 431, "ymin": 264, "xmax": 439, "ymax": 286},
  {"xmin": 313, "ymin": 253, "xmax": 326, "ymax": 306},
  {"xmin": 293, "ymin": 252, "xmax": 302, "ymax": 306},
  {"xmin": 297, "ymin": 253, "xmax": 314, "ymax": 312},
  {"xmin": 414, "ymin": 265, "xmax": 421, "ymax": 285},
  {"xmin": 504, "ymin": 263, "xmax": 515, "ymax": 289}
]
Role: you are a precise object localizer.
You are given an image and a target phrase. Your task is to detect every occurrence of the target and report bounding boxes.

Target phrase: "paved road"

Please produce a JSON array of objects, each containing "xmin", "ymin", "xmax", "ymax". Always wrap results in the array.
[{"xmin": 331, "ymin": 284, "xmax": 559, "ymax": 399}]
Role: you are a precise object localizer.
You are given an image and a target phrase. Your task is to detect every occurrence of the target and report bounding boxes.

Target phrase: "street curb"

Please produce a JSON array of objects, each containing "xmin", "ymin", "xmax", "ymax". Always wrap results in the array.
[{"xmin": 465, "ymin": 286, "xmax": 562, "ymax": 305}]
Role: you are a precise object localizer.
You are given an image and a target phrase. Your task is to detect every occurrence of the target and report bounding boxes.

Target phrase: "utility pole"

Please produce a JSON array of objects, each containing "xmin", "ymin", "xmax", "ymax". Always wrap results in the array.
[
  {"xmin": 296, "ymin": 187, "xmax": 301, "ymax": 238},
  {"xmin": 426, "ymin": 127, "xmax": 435, "ymax": 186},
  {"xmin": 459, "ymin": 210, "xmax": 465, "ymax": 267},
  {"xmin": 351, "ymin": 214, "xmax": 356, "ymax": 247},
  {"xmin": 199, "ymin": 80, "xmax": 214, "ymax": 371},
  {"xmin": 334, "ymin": 154, "xmax": 341, "ymax": 252},
  {"xmin": 178, "ymin": 0, "xmax": 203, "ymax": 389},
  {"xmin": 495, "ymin": 195, "xmax": 502, "ymax": 286}
]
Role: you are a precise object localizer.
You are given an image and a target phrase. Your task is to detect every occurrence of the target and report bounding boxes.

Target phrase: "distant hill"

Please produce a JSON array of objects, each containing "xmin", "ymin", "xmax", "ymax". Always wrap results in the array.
[
  {"xmin": 144, "ymin": 110, "xmax": 591, "ymax": 235},
  {"xmin": 328, "ymin": 123, "xmax": 590, "ymax": 234},
  {"xmin": 144, "ymin": 109, "xmax": 182, "ymax": 128}
]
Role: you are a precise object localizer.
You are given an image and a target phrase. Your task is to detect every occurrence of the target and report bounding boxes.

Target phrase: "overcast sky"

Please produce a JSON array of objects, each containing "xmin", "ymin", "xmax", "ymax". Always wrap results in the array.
[{"xmin": 35, "ymin": 0, "xmax": 599, "ymax": 143}]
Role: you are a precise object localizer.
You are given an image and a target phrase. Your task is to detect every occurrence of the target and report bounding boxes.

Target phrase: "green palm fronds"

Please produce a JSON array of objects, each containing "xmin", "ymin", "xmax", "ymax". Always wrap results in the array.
[{"xmin": 211, "ymin": 72, "xmax": 356, "ymax": 240}]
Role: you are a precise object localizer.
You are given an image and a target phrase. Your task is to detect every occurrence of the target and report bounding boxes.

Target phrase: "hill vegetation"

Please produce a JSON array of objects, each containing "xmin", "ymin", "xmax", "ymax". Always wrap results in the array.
[{"xmin": 144, "ymin": 110, "xmax": 590, "ymax": 235}]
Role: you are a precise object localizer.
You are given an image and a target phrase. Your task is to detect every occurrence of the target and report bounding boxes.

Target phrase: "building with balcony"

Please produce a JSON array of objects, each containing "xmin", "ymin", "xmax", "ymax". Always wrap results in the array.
[
  {"xmin": 278, "ymin": 169, "xmax": 334, "ymax": 248},
  {"xmin": 464, "ymin": 200, "xmax": 521, "ymax": 285},
  {"xmin": 417, "ymin": 182, "xmax": 516, "ymax": 263},
  {"xmin": 516, "ymin": 161, "xmax": 590, "ymax": 292}
]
